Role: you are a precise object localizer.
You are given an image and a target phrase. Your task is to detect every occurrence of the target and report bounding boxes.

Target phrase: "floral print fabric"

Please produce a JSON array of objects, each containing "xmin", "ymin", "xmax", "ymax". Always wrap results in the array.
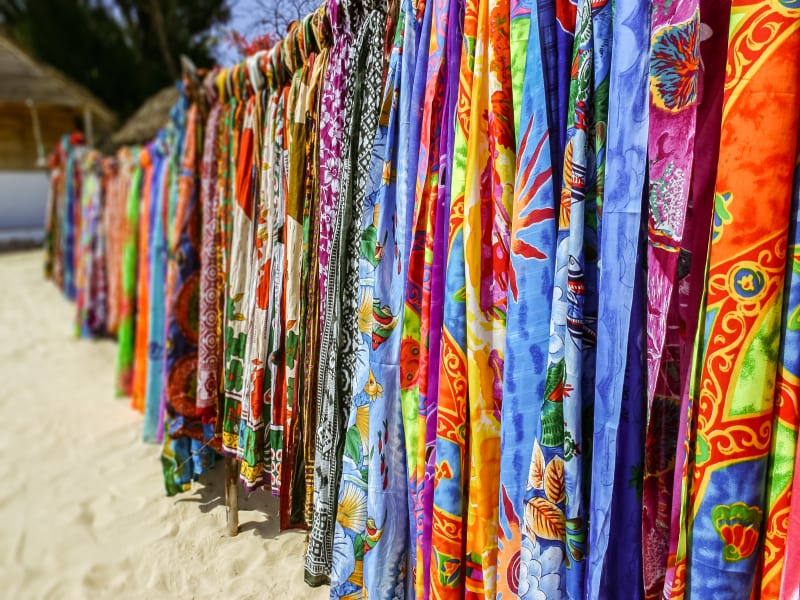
[{"xmin": 44, "ymin": 1, "xmax": 800, "ymax": 597}]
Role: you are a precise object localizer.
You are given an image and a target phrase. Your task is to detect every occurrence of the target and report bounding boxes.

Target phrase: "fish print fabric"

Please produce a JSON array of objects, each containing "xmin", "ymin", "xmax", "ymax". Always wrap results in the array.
[
  {"xmin": 496, "ymin": 1, "xmax": 557, "ymax": 597},
  {"xmin": 44, "ymin": 1, "xmax": 800, "ymax": 596}
]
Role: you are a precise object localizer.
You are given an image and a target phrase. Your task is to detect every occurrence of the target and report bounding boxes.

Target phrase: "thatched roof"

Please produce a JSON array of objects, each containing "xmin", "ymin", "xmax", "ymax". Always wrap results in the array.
[
  {"xmin": 0, "ymin": 34, "xmax": 115, "ymax": 126},
  {"xmin": 111, "ymin": 86, "xmax": 180, "ymax": 147}
]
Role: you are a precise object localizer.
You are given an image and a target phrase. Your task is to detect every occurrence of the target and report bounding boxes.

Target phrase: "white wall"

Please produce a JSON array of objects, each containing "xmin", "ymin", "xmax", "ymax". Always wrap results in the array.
[{"xmin": 0, "ymin": 171, "xmax": 48, "ymax": 231}]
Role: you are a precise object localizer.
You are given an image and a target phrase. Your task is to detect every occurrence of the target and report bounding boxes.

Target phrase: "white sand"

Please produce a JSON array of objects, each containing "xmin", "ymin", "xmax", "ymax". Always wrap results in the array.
[{"xmin": 0, "ymin": 250, "xmax": 331, "ymax": 599}]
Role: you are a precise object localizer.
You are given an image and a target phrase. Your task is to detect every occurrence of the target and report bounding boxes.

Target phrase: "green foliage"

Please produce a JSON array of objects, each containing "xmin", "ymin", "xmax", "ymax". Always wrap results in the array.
[{"xmin": 0, "ymin": 0, "xmax": 231, "ymax": 118}]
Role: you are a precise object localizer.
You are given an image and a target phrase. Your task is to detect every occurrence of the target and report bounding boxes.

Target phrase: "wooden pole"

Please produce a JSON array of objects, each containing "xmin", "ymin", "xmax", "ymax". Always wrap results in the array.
[
  {"xmin": 25, "ymin": 99, "xmax": 45, "ymax": 168},
  {"xmin": 82, "ymin": 105, "xmax": 94, "ymax": 147},
  {"xmin": 224, "ymin": 456, "xmax": 239, "ymax": 536}
]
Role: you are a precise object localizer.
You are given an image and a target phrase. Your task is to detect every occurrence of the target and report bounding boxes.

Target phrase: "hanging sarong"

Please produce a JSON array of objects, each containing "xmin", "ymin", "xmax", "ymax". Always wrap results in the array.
[
  {"xmin": 265, "ymin": 78, "xmax": 288, "ymax": 496},
  {"xmin": 760, "ymin": 136, "xmax": 800, "ymax": 598},
  {"xmin": 660, "ymin": 3, "xmax": 729, "ymax": 597},
  {"xmin": 640, "ymin": 7, "xmax": 703, "ymax": 592},
  {"xmin": 298, "ymin": 7, "xmax": 332, "ymax": 528},
  {"xmin": 104, "ymin": 149, "xmax": 134, "ymax": 336},
  {"xmin": 427, "ymin": 0, "xmax": 474, "ymax": 595},
  {"xmin": 236, "ymin": 52, "xmax": 270, "ymax": 492},
  {"xmin": 131, "ymin": 146, "xmax": 154, "ymax": 412},
  {"xmin": 143, "ymin": 143, "xmax": 170, "ymax": 443},
  {"xmin": 161, "ymin": 100, "xmax": 215, "ymax": 493},
  {"xmin": 398, "ymin": 0, "xmax": 430, "ymax": 588},
  {"xmin": 220, "ymin": 67, "xmax": 253, "ymax": 458},
  {"xmin": 330, "ymin": 24, "xmax": 397, "ymax": 598},
  {"xmin": 520, "ymin": 0, "xmax": 596, "ymax": 596},
  {"xmin": 496, "ymin": 0, "xmax": 558, "ymax": 596},
  {"xmin": 459, "ymin": 0, "xmax": 516, "ymax": 596},
  {"xmin": 667, "ymin": 5, "xmax": 800, "ymax": 597},
  {"xmin": 196, "ymin": 81, "xmax": 223, "ymax": 427},
  {"xmin": 360, "ymin": 14, "xmax": 412, "ymax": 596},
  {"xmin": 308, "ymin": 0, "xmax": 387, "ymax": 584},
  {"xmin": 584, "ymin": 0, "xmax": 650, "ymax": 596},
  {"xmin": 116, "ymin": 149, "xmax": 143, "ymax": 397},
  {"xmin": 403, "ymin": 0, "xmax": 461, "ymax": 593},
  {"xmin": 282, "ymin": 30, "xmax": 314, "ymax": 526}
]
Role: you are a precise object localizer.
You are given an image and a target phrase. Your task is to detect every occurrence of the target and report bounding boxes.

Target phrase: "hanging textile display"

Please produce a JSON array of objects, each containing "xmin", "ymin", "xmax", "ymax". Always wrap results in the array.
[
  {"xmin": 667, "ymin": 3, "xmax": 800, "ymax": 598},
  {"xmin": 43, "ymin": 1, "xmax": 800, "ymax": 597}
]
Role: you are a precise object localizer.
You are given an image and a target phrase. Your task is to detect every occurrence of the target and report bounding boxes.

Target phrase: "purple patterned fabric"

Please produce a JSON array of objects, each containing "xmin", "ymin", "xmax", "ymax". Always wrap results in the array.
[
  {"xmin": 317, "ymin": 0, "xmax": 353, "ymax": 325},
  {"xmin": 196, "ymin": 94, "xmax": 223, "ymax": 421}
]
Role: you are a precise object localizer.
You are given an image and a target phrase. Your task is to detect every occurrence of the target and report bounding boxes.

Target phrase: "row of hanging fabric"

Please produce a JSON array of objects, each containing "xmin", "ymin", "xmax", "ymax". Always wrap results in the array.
[{"xmin": 42, "ymin": 0, "xmax": 800, "ymax": 598}]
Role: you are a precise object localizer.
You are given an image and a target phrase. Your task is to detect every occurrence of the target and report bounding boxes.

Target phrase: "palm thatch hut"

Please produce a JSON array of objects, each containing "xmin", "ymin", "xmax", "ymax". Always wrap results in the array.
[
  {"xmin": 111, "ymin": 86, "xmax": 180, "ymax": 147},
  {"xmin": 0, "ymin": 33, "xmax": 115, "ymax": 238}
]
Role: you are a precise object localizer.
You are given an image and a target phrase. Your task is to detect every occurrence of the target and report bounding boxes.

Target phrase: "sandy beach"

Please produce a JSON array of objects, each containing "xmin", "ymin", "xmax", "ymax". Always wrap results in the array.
[{"xmin": 0, "ymin": 249, "xmax": 330, "ymax": 599}]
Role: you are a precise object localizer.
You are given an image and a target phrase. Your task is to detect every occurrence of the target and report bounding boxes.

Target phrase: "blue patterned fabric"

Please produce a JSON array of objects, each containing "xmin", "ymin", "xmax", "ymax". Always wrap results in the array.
[{"xmin": 586, "ymin": 0, "xmax": 651, "ymax": 596}]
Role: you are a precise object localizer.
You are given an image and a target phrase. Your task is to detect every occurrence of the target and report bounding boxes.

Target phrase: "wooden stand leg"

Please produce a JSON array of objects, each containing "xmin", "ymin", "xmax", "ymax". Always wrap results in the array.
[{"xmin": 225, "ymin": 456, "xmax": 239, "ymax": 536}]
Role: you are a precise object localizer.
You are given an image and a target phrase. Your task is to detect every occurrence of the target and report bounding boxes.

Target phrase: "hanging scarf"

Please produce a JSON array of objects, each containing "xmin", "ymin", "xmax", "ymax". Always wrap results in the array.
[
  {"xmin": 640, "ymin": 3, "xmax": 705, "ymax": 596},
  {"xmin": 762, "ymin": 138, "xmax": 800, "ymax": 598},
  {"xmin": 236, "ymin": 52, "xmax": 271, "ymax": 492},
  {"xmin": 196, "ymin": 77, "xmax": 223, "ymax": 427},
  {"xmin": 311, "ymin": 0, "xmax": 388, "ymax": 586},
  {"xmin": 282, "ymin": 26, "xmax": 315, "ymax": 527},
  {"xmin": 104, "ymin": 149, "xmax": 134, "ymax": 336},
  {"xmin": 329, "ymin": 12, "xmax": 403, "ymax": 595},
  {"xmin": 496, "ymin": 0, "xmax": 558, "ymax": 596},
  {"xmin": 143, "ymin": 139, "xmax": 171, "ymax": 443},
  {"xmin": 161, "ymin": 98, "xmax": 215, "ymax": 493},
  {"xmin": 131, "ymin": 146, "xmax": 154, "ymax": 413},
  {"xmin": 265, "ymin": 74, "xmax": 288, "ymax": 496},
  {"xmin": 659, "ymin": 2, "xmax": 729, "ymax": 597},
  {"xmin": 298, "ymin": 7, "xmax": 332, "ymax": 528},
  {"xmin": 398, "ymin": 0, "xmax": 430, "ymax": 588},
  {"xmin": 583, "ymin": 0, "xmax": 650, "ymax": 596},
  {"xmin": 667, "ymin": 4, "xmax": 800, "ymax": 597},
  {"xmin": 116, "ymin": 148, "xmax": 143, "ymax": 397},
  {"xmin": 402, "ymin": 0, "xmax": 461, "ymax": 593},
  {"xmin": 220, "ymin": 65, "xmax": 254, "ymax": 459}
]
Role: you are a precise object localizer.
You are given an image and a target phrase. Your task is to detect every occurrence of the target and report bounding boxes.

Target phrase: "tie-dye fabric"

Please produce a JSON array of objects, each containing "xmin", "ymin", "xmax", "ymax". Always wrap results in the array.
[
  {"xmin": 667, "ymin": 4, "xmax": 800, "ymax": 597},
  {"xmin": 762, "ymin": 138, "xmax": 800, "ymax": 599},
  {"xmin": 131, "ymin": 146, "xmax": 154, "ymax": 413},
  {"xmin": 116, "ymin": 150, "xmax": 143, "ymax": 397},
  {"xmin": 645, "ymin": 1, "xmax": 701, "ymax": 402}
]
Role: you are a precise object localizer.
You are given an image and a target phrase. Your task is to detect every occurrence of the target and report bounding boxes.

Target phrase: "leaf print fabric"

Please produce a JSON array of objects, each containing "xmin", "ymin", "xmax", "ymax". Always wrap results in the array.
[{"xmin": 43, "ymin": 2, "xmax": 800, "ymax": 597}]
